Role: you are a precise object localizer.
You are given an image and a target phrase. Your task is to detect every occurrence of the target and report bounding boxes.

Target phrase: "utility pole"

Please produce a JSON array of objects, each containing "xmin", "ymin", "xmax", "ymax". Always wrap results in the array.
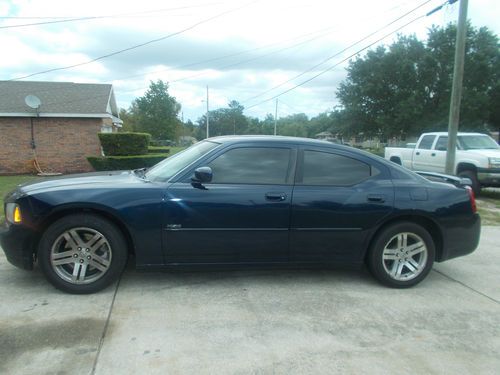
[
  {"xmin": 274, "ymin": 98, "xmax": 278, "ymax": 136},
  {"xmin": 206, "ymin": 86, "xmax": 210, "ymax": 139},
  {"xmin": 445, "ymin": 0, "xmax": 468, "ymax": 175}
]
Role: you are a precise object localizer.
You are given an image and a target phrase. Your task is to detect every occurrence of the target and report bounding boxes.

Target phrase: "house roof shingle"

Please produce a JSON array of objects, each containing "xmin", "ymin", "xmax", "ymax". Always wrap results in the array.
[{"xmin": 0, "ymin": 81, "xmax": 119, "ymax": 119}]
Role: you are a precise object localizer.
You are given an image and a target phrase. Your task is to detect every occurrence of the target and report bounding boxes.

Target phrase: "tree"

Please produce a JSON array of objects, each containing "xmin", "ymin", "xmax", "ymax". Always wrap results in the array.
[
  {"xmin": 336, "ymin": 23, "xmax": 500, "ymax": 139},
  {"xmin": 124, "ymin": 80, "xmax": 182, "ymax": 140},
  {"xmin": 196, "ymin": 100, "xmax": 249, "ymax": 138}
]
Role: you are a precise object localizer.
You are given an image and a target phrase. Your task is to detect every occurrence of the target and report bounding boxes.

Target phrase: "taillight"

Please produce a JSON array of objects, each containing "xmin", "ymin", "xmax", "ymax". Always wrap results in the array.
[{"xmin": 465, "ymin": 186, "xmax": 477, "ymax": 213}]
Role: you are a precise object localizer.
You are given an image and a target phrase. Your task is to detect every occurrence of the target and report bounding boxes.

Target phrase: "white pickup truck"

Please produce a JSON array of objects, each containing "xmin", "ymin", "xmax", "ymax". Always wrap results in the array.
[{"xmin": 385, "ymin": 132, "xmax": 500, "ymax": 194}]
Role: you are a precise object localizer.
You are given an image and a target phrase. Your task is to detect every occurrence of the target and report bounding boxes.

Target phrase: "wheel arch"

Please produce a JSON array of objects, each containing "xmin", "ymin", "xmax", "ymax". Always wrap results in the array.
[
  {"xmin": 364, "ymin": 214, "xmax": 444, "ymax": 262},
  {"xmin": 389, "ymin": 156, "xmax": 402, "ymax": 165},
  {"xmin": 456, "ymin": 162, "xmax": 477, "ymax": 175},
  {"xmin": 37, "ymin": 204, "xmax": 136, "ymax": 257}
]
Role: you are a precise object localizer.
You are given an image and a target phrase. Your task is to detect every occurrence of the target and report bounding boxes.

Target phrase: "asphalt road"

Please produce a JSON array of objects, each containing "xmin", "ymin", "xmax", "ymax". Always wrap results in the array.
[{"xmin": 1, "ymin": 226, "xmax": 499, "ymax": 375}]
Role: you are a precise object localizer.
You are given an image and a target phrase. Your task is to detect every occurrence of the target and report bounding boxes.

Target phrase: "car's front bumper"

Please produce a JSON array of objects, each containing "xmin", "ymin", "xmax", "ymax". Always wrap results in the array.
[
  {"xmin": 438, "ymin": 213, "xmax": 481, "ymax": 262},
  {"xmin": 477, "ymin": 167, "xmax": 500, "ymax": 187},
  {"xmin": 0, "ymin": 223, "xmax": 37, "ymax": 270}
]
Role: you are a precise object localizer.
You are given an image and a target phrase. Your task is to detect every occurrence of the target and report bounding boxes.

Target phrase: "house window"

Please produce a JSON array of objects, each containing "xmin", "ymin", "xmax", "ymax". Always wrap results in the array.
[{"xmin": 101, "ymin": 125, "xmax": 113, "ymax": 133}]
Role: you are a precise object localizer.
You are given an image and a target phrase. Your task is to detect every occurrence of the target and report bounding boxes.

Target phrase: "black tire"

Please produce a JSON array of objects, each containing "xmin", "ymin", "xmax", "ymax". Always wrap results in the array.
[
  {"xmin": 458, "ymin": 170, "xmax": 480, "ymax": 196},
  {"xmin": 367, "ymin": 221, "xmax": 435, "ymax": 288},
  {"xmin": 38, "ymin": 213, "xmax": 128, "ymax": 294}
]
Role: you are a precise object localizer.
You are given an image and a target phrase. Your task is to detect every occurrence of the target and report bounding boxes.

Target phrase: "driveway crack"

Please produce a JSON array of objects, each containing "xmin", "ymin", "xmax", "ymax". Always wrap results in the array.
[
  {"xmin": 433, "ymin": 269, "xmax": 500, "ymax": 305},
  {"xmin": 90, "ymin": 272, "xmax": 123, "ymax": 375}
]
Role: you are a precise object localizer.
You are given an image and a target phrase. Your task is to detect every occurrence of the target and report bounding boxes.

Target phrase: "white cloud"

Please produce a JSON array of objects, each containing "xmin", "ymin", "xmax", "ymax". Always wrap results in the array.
[{"xmin": 1, "ymin": 0, "xmax": 499, "ymax": 120}]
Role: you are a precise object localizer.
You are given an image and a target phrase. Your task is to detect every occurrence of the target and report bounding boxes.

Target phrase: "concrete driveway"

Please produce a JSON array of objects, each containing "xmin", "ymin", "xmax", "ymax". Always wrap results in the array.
[{"xmin": 1, "ymin": 227, "xmax": 499, "ymax": 375}]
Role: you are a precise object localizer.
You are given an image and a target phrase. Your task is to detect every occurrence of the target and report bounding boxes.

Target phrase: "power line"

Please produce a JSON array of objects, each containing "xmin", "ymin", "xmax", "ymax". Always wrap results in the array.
[
  {"xmin": 0, "ymin": 3, "xmax": 226, "ymax": 29},
  {"xmin": 242, "ymin": 0, "xmax": 434, "ymax": 104},
  {"xmin": 7, "ymin": 0, "xmax": 259, "ymax": 81},
  {"xmin": 245, "ymin": 1, "xmax": 451, "ymax": 110},
  {"xmin": 115, "ymin": 22, "xmax": 344, "ymax": 81}
]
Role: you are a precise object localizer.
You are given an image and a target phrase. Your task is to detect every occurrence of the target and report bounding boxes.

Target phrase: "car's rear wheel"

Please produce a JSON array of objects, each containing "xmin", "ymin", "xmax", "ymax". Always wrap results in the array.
[
  {"xmin": 367, "ymin": 222, "xmax": 435, "ymax": 288},
  {"xmin": 38, "ymin": 214, "xmax": 127, "ymax": 294}
]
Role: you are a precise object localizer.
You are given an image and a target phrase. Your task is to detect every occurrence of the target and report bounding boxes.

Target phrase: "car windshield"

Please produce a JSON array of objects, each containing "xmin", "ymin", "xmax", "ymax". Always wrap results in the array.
[
  {"xmin": 458, "ymin": 135, "xmax": 499, "ymax": 150},
  {"xmin": 146, "ymin": 141, "xmax": 220, "ymax": 182}
]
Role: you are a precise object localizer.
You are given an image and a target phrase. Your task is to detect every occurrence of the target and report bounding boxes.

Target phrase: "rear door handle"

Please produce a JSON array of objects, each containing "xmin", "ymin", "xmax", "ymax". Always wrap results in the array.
[
  {"xmin": 265, "ymin": 192, "xmax": 287, "ymax": 201},
  {"xmin": 367, "ymin": 194, "xmax": 386, "ymax": 203},
  {"xmin": 416, "ymin": 151, "xmax": 420, "ymax": 155},
  {"xmin": 431, "ymin": 153, "xmax": 436, "ymax": 157}
]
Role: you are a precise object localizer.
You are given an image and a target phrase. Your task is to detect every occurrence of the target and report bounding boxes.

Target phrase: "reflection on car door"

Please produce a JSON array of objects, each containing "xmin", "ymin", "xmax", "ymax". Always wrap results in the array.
[
  {"xmin": 163, "ymin": 145, "xmax": 296, "ymax": 264},
  {"xmin": 290, "ymin": 147, "xmax": 394, "ymax": 264}
]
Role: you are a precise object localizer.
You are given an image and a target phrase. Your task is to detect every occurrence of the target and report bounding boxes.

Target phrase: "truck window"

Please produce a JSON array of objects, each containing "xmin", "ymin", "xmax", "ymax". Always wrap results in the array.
[
  {"xmin": 417, "ymin": 135, "xmax": 436, "ymax": 150},
  {"xmin": 435, "ymin": 136, "xmax": 448, "ymax": 151}
]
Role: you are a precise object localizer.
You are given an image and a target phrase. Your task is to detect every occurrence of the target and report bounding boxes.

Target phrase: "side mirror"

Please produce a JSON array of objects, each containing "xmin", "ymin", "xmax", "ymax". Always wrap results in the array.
[{"xmin": 192, "ymin": 166, "xmax": 213, "ymax": 184}]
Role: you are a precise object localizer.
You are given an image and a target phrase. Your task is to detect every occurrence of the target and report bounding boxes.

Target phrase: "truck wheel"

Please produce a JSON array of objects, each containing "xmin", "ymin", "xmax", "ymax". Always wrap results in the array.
[{"xmin": 458, "ymin": 170, "xmax": 480, "ymax": 196}]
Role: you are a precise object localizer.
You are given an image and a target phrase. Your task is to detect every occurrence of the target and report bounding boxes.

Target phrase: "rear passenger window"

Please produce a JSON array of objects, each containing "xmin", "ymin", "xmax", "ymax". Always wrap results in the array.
[
  {"xmin": 435, "ymin": 136, "xmax": 448, "ymax": 151},
  {"xmin": 302, "ymin": 151, "xmax": 376, "ymax": 186},
  {"xmin": 417, "ymin": 135, "xmax": 436, "ymax": 150}
]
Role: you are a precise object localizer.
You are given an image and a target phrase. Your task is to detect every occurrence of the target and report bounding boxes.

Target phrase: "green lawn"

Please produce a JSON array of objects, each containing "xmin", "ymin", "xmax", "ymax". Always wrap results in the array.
[{"xmin": 0, "ymin": 175, "xmax": 39, "ymax": 222}]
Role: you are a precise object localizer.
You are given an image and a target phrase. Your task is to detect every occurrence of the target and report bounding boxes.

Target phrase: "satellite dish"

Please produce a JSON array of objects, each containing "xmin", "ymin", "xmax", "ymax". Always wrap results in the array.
[{"xmin": 25, "ymin": 95, "xmax": 42, "ymax": 109}]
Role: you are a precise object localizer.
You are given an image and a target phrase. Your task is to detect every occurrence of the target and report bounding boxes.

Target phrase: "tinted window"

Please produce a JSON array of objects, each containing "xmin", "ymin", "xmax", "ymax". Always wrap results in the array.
[
  {"xmin": 417, "ymin": 135, "xmax": 436, "ymax": 150},
  {"xmin": 435, "ymin": 136, "xmax": 448, "ymax": 151},
  {"xmin": 208, "ymin": 147, "xmax": 291, "ymax": 184},
  {"xmin": 302, "ymin": 151, "xmax": 374, "ymax": 186}
]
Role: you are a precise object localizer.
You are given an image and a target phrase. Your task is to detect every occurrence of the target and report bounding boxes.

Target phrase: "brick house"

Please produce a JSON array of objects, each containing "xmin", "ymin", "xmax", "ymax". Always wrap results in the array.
[{"xmin": 0, "ymin": 81, "xmax": 122, "ymax": 174}]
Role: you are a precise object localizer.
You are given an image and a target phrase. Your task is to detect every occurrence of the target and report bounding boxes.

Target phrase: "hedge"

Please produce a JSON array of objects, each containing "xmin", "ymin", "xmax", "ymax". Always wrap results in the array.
[
  {"xmin": 87, "ymin": 154, "xmax": 168, "ymax": 171},
  {"xmin": 148, "ymin": 146, "xmax": 170, "ymax": 154},
  {"xmin": 98, "ymin": 132, "xmax": 151, "ymax": 156}
]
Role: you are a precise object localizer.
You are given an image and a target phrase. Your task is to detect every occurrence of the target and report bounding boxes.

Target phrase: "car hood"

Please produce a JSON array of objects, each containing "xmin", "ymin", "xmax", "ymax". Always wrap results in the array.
[{"xmin": 17, "ymin": 170, "xmax": 144, "ymax": 195}]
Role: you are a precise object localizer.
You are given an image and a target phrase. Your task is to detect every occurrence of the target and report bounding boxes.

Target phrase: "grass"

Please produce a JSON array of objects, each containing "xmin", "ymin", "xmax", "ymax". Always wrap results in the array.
[
  {"xmin": 0, "ymin": 175, "xmax": 39, "ymax": 222},
  {"xmin": 477, "ymin": 188, "xmax": 500, "ymax": 225}
]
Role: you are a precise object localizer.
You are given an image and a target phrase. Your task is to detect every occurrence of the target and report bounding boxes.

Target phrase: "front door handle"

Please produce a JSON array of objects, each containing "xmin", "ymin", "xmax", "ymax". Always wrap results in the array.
[
  {"xmin": 265, "ymin": 192, "xmax": 287, "ymax": 201},
  {"xmin": 431, "ymin": 153, "xmax": 436, "ymax": 157},
  {"xmin": 367, "ymin": 194, "xmax": 386, "ymax": 203},
  {"xmin": 416, "ymin": 151, "xmax": 420, "ymax": 155}
]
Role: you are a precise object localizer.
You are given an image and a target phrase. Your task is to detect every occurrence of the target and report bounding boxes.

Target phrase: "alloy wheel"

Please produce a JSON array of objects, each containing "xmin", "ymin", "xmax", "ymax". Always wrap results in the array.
[
  {"xmin": 50, "ymin": 227, "xmax": 112, "ymax": 284},
  {"xmin": 381, "ymin": 232, "xmax": 428, "ymax": 281}
]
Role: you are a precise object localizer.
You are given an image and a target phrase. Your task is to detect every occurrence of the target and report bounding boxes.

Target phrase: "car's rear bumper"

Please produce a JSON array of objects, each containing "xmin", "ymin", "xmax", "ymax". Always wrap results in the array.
[
  {"xmin": 0, "ymin": 223, "xmax": 37, "ymax": 270},
  {"xmin": 438, "ymin": 213, "xmax": 481, "ymax": 262}
]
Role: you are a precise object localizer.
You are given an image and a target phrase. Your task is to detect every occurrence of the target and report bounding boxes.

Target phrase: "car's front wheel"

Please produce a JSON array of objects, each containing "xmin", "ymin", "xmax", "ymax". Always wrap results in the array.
[
  {"xmin": 38, "ymin": 213, "xmax": 128, "ymax": 294},
  {"xmin": 367, "ymin": 222, "xmax": 435, "ymax": 288}
]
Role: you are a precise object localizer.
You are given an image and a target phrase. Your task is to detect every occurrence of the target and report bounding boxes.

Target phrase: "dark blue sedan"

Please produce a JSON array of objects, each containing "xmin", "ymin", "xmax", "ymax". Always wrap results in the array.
[{"xmin": 1, "ymin": 136, "xmax": 480, "ymax": 293}]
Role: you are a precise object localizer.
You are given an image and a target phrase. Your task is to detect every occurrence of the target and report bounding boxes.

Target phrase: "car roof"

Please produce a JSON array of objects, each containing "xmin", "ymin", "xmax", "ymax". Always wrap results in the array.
[{"xmin": 207, "ymin": 135, "xmax": 338, "ymax": 147}]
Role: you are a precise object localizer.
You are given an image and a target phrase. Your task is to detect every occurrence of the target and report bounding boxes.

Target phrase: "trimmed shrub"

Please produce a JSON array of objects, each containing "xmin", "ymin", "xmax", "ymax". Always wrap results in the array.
[
  {"xmin": 98, "ymin": 132, "xmax": 151, "ymax": 156},
  {"xmin": 148, "ymin": 146, "xmax": 170, "ymax": 154},
  {"xmin": 87, "ymin": 154, "xmax": 168, "ymax": 171}
]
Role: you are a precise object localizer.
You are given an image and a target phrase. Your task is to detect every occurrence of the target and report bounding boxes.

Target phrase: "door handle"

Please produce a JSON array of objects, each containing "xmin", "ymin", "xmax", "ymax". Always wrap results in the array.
[
  {"xmin": 367, "ymin": 194, "xmax": 385, "ymax": 203},
  {"xmin": 431, "ymin": 153, "xmax": 436, "ymax": 157},
  {"xmin": 416, "ymin": 151, "xmax": 420, "ymax": 155},
  {"xmin": 265, "ymin": 192, "xmax": 287, "ymax": 201}
]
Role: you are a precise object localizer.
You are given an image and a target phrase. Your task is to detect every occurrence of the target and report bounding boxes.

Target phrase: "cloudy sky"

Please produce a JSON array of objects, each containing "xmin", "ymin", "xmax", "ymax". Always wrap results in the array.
[{"xmin": 1, "ymin": 0, "xmax": 498, "ymax": 122}]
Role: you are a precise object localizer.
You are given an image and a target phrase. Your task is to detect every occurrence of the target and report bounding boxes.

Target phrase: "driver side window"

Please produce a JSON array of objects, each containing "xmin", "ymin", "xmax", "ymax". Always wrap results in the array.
[{"xmin": 207, "ymin": 147, "xmax": 292, "ymax": 185}]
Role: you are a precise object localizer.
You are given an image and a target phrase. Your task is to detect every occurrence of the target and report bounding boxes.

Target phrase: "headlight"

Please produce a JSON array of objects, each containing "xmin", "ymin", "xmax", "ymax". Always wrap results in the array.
[
  {"xmin": 6, "ymin": 203, "xmax": 22, "ymax": 224},
  {"xmin": 489, "ymin": 157, "xmax": 500, "ymax": 168}
]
